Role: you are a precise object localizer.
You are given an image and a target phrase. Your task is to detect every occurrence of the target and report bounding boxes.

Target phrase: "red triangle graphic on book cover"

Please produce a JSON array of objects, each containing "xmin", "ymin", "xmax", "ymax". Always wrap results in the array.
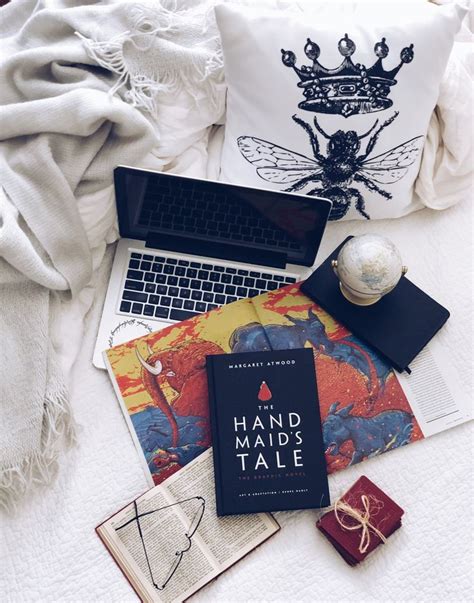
[{"xmin": 258, "ymin": 380, "xmax": 272, "ymax": 402}]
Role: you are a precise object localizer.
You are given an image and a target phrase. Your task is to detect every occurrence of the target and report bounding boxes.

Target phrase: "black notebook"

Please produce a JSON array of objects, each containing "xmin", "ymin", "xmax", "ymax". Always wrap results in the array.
[
  {"xmin": 206, "ymin": 349, "xmax": 330, "ymax": 515},
  {"xmin": 300, "ymin": 237, "xmax": 450, "ymax": 373}
]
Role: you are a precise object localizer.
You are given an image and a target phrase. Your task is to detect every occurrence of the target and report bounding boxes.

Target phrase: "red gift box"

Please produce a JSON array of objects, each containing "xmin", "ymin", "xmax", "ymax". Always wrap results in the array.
[{"xmin": 317, "ymin": 476, "xmax": 404, "ymax": 566}]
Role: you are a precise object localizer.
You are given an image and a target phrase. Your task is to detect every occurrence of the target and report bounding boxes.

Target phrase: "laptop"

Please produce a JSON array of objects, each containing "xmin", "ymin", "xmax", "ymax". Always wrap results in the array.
[{"xmin": 93, "ymin": 166, "xmax": 332, "ymax": 368}]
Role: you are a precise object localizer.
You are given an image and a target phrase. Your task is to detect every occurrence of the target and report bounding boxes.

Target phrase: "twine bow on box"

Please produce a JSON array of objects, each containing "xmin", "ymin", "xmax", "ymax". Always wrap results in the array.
[{"xmin": 334, "ymin": 494, "xmax": 387, "ymax": 554}]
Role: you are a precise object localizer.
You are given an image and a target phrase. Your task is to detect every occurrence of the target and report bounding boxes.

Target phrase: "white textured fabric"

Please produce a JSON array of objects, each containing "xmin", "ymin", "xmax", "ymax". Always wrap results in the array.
[
  {"xmin": 0, "ymin": 0, "xmax": 472, "ymax": 598},
  {"xmin": 1, "ymin": 154, "xmax": 472, "ymax": 598},
  {"xmin": 0, "ymin": 0, "xmax": 224, "ymax": 511},
  {"xmin": 216, "ymin": 1, "xmax": 468, "ymax": 221}
]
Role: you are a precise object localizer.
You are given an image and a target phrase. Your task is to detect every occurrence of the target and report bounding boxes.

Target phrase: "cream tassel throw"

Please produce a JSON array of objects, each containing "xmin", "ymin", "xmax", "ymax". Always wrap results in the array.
[{"xmin": 0, "ymin": 0, "xmax": 225, "ymax": 512}]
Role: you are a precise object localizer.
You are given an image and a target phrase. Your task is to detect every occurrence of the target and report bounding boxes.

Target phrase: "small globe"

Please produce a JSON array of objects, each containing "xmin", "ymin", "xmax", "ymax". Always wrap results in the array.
[{"xmin": 334, "ymin": 234, "xmax": 406, "ymax": 305}]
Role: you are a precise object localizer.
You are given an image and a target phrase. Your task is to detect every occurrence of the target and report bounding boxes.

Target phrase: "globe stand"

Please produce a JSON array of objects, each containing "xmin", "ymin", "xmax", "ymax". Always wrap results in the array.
[{"xmin": 338, "ymin": 282, "xmax": 382, "ymax": 306}]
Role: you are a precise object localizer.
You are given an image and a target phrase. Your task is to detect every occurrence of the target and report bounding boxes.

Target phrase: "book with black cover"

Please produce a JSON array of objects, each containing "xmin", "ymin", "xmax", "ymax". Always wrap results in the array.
[
  {"xmin": 300, "ymin": 236, "xmax": 450, "ymax": 373},
  {"xmin": 206, "ymin": 348, "xmax": 330, "ymax": 515}
]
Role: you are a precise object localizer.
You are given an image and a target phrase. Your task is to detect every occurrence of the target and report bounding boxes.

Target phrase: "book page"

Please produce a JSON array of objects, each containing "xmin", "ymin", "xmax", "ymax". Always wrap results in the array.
[
  {"xmin": 396, "ymin": 337, "xmax": 472, "ymax": 438},
  {"xmin": 99, "ymin": 484, "xmax": 216, "ymax": 603},
  {"xmin": 163, "ymin": 449, "xmax": 279, "ymax": 568},
  {"xmin": 98, "ymin": 450, "xmax": 278, "ymax": 603}
]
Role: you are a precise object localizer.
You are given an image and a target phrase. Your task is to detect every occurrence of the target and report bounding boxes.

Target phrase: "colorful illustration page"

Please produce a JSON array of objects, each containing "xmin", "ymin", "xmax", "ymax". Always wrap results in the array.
[{"xmin": 106, "ymin": 283, "xmax": 423, "ymax": 485}]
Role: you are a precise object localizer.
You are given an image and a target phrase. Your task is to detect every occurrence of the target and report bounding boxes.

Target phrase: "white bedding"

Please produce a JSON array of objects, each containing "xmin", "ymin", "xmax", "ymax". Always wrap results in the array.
[
  {"xmin": 1, "ymin": 0, "xmax": 473, "ymax": 599},
  {"xmin": 2, "ymin": 161, "xmax": 472, "ymax": 601}
]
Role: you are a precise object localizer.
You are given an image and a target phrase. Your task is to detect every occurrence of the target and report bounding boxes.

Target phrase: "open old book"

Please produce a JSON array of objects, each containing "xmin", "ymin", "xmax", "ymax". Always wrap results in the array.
[{"xmin": 97, "ymin": 448, "xmax": 279, "ymax": 603}]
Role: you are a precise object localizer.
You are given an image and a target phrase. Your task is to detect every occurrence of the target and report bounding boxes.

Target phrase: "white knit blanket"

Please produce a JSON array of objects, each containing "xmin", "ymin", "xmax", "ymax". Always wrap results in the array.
[
  {"xmin": 0, "ymin": 0, "xmax": 224, "ymax": 512},
  {"xmin": 0, "ymin": 0, "xmax": 471, "ymax": 515}
]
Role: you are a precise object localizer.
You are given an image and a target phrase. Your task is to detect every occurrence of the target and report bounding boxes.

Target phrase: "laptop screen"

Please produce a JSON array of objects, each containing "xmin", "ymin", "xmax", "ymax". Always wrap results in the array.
[{"xmin": 115, "ymin": 167, "xmax": 331, "ymax": 267}]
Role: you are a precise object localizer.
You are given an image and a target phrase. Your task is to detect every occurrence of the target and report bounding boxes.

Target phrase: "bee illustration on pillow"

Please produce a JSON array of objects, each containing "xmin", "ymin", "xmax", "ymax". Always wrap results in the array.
[{"xmin": 237, "ymin": 111, "xmax": 424, "ymax": 220}]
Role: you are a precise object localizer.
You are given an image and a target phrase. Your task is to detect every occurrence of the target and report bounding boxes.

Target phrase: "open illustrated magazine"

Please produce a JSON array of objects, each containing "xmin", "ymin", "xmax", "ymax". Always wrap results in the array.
[{"xmin": 102, "ymin": 283, "xmax": 471, "ymax": 601}]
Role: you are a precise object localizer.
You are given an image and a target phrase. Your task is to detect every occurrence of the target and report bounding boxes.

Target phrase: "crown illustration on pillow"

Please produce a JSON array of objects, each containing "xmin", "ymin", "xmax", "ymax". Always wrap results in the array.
[{"xmin": 281, "ymin": 34, "xmax": 414, "ymax": 117}]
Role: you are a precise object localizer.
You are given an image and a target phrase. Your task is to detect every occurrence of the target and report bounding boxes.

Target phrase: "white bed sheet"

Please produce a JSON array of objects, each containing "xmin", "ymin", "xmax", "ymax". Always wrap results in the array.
[{"xmin": 2, "ymin": 174, "xmax": 472, "ymax": 601}]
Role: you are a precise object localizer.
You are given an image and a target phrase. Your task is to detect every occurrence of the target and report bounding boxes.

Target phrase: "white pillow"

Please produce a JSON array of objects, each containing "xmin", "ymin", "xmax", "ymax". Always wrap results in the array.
[{"xmin": 215, "ymin": 1, "xmax": 465, "ymax": 221}]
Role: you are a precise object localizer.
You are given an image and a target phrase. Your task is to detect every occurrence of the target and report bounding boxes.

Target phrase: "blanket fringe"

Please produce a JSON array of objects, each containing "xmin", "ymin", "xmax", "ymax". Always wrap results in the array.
[
  {"xmin": 75, "ymin": 1, "xmax": 223, "ymax": 119},
  {"xmin": 0, "ymin": 390, "xmax": 77, "ymax": 514}
]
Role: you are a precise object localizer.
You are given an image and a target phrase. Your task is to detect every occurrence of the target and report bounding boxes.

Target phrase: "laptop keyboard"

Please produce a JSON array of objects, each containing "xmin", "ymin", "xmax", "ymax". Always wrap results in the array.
[
  {"xmin": 137, "ymin": 178, "xmax": 301, "ymax": 252},
  {"xmin": 119, "ymin": 252, "xmax": 298, "ymax": 322}
]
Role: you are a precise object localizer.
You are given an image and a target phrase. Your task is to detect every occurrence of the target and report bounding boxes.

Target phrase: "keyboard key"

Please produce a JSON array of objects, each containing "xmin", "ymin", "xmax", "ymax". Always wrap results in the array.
[
  {"xmin": 221, "ymin": 274, "xmax": 232, "ymax": 284},
  {"xmin": 144, "ymin": 272, "xmax": 155, "ymax": 282},
  {"xmin": 183, "ymin": 300, "xmax": 195, "ymax": 310},
  {"xmin": 180, "ymin": 289, "xmax": 191, "ymax": 299},
  {"xmin": 161, "ymin": 296, "xmax": 171, "ymax": 307},
  {"xmin": 175, "ymin": 266, "xmax": 186, "ymax": 276},
  {"xmin": 172, "ymin": 298, "xmax": 183, "ymax": 308},
  {"xmin": 123, "ymin": 290, "xmax": 147, "ymax": 303},
  {"xmin": 178, "ymin": 278, "xmax": 190, "ymax": 288},
  {"xmin": 249, "ymin": 271, "xmax": 260, "ymax": 277},
  {"xmin": 213, "ymin": 283, "xmax": 224, "ymax": 293},
  {"xmin": 124, "ymin": 280, "xmax": 144, "ymax": 291},
  {"xmin": 130, "ymin": 253, "xmax": 141, "ymax": 259},
  {"xmin": 227, "ymin": 296, "xmax": 237, "ymax": 303},
  {"xmin": 168, "ymin": 287, "xmax": 179, "ymax": 297},
  {"xmin": 232, "ymin": 275, "xmax": 243, "ymax": 285},
  {"xmin": 268, "ymin": 281, "xmax": 278, "ymax": 290},
  {"xmin": 141, "ymin": 261, "xmax": 152, "ymax": 271},
  {"xmin": 129, "ymin": 259, "xmax": 140, "ymax": 269},
  {"xmin": 210, "ymin": 272, "xmax": 220, "ymax": 282},
  {"xmin": 170, "ymin": 308, "xmax": 197, "ymax": 321},
  {"xmin": 190, "ymin": 280, "xmax": 201, "ymax": 290},
  {"xmin": 215, "ymin": 266, "xmax": 225, "ymax": 272},
  {"xmin": 178, "ymin": 259, "xmax": 189, "ymax": 266},
  {"xmin": 215, "ymin": 294, "xmax": 226, "ymax": 304},
  {"xmin": 155, "ymin": 274, "xmax": 166, "ymax": 284},
  {"xmin": 202, "ymin": 264, "xmax": 212, "ymax": 270},
  {"xmin": 238, "ymin": 269, "xmax": 248, "ymax": 276},
  {"xmin": 190, "ymin": 262, "xmax": 200, "ymax": 268},
  {"xmin": 143, "ymin": 254, "xmax": 153, "ymax": 261},
  {"xmin": 244, "ymin": 277, "xmax": 255, "ymax": 288},
  {"xmin": 186, "ymin": 268, "xmax": 197, "ymax": 278},
  {"xmin": 119, "ymin": 301, "xmax": 131, "ymax": 312},
  {"xmin": 191, "ymin": 290, "xmax": 202, "ymax": 301},
  {"xmin": 225, "ymin": 285, "xmax": 236, "ymax": 295},
  {"xmin": 143, "ymin": 304, "xmax": 154, "ymax": 316},
  {"xmin": 202, "ymin": 282, "xmax": 213, "ymax": 292},
  {"xmin": 274, "ymin": 275, "xmax": 285, "ymax": 282},
  {"xmin": 152, "ymin": 306, "xmax": 168, "ymax": 319},
  {"xmin": 164, "ymin": 265, "xmax": 174, "ymax": 274},
  {"xmin": 203, "ymin": 292, "xmax": 214, "ymax": 302},
  {"xmin": 207, "ymin": 303, "xmax": 217, "ymax": 311},
  {"xmin": 225, "ymin": 267, "xmax": 237, "ymax": 274},
  {"xmin": 196, "ymin": 302, "xmax": 207, "ymax": 312},
  {"xmin": 166, "ymin": 258, "xmax": 177, "ymax": 265},
  {"xmin": 145, "ymin": 283, "xmax": 156, "ymax": 293},
  {"xmin": 256, "ymin": 279, "xmax": 266, "ymax": 289},
  {"xmin": 236, "ymin": 287, "xmax": 247, "ymax": 297},
  {"xmin": 154, "ymin": 256, "xmax": 165, "ymax": 263},
  {"xmin": 168, "ymin": 276, "xmax": 178, "ymax": 286},
  {"xmin": 262, "ymin": 273, "xmax": 272, "ymax": 279},
  {"xmin": 152, "ymin": 263, "xmax": 163, "ymax": 273},
  {"xmin": 131, "ymin": 303, "xmax": 143, "ymax": 314},
  {"xmin": 285, "ymin": 277, "xmax": 297, "ymax": 283},
  {"xmin": 156, "ymin": 285, "xmax": 167, "ymax": 295},
  {"xmin": 127, "ymin": 269, "xmax": 143, "ymax": 280},
  {"xmin": 249, "ymin": 289, "xmax": 259, "ymax": 297},
  {"xmin": 198, "ymin": 270, "xmax": 209, "ymax": 280},
  {"xmin": 149, "ymin": 295, "xmax": 160, "ymax": 305}
]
